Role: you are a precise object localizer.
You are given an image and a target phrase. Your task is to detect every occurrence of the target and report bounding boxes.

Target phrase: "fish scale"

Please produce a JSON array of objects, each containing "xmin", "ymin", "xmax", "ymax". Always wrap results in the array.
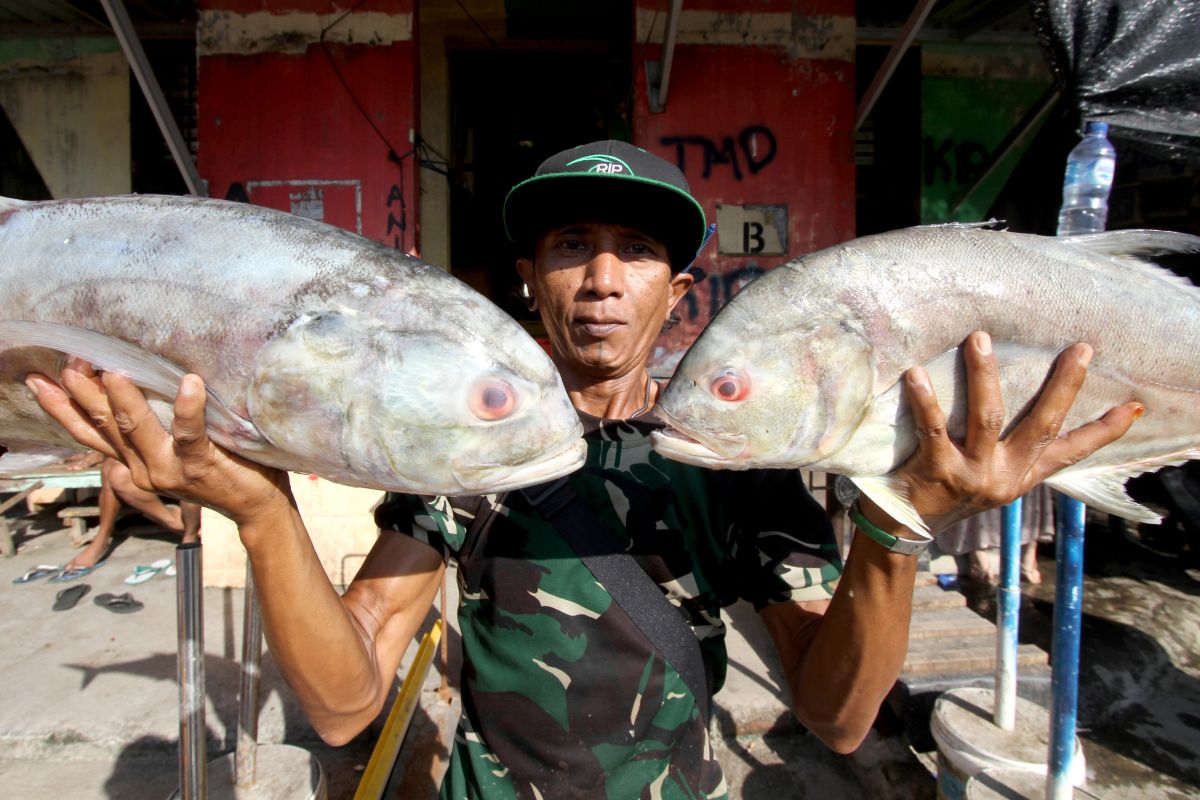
[
  {"xmin": 652, "ymin": 223, "xmax": 1200, "ymax": 536},
  {"xmin": 0, "ymin": 194, "xmax": 585, "ymax": 495}
]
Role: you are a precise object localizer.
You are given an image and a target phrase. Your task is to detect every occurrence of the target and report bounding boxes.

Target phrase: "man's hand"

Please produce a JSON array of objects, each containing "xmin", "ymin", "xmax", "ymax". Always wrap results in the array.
[
  {"xmin": 871, "ymin": 330, "xmax": 1142, "ymax": 534},
  {"xmin": 27, "ymin": 358, "xmax": 292, "ymax": 526}
]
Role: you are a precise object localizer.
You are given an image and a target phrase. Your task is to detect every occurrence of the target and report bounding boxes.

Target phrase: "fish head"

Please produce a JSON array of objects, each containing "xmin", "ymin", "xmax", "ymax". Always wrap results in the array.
[
  {"xmin": 652, "ymin": 301, "xmax": 875, "ymax": 470},
  {"xmin": 247, "ymin": 305, "xmax": 585, "ymax": 495}
]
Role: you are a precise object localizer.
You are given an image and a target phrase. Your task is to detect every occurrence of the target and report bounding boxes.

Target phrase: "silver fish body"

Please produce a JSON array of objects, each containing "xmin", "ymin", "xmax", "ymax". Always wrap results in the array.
[
  {"xmin": 0, "ymin": 194, "xmax": 585, "ymax": 494},
  {"xmin": 652, "ymin": 223, "xmax": 1200, "ymax": 535}
]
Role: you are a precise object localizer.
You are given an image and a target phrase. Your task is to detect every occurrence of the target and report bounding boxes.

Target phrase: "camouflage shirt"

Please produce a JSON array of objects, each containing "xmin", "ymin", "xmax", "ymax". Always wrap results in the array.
[{"xmin": 375, "ymin": 413, "xmax": 841, "ymax": 799}]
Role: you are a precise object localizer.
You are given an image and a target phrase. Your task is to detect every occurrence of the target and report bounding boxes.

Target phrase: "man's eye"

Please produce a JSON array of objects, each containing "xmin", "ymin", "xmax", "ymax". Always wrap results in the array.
[{"xmin": 557, "ymin": 238, "xmax": 584, "ymax": 250}]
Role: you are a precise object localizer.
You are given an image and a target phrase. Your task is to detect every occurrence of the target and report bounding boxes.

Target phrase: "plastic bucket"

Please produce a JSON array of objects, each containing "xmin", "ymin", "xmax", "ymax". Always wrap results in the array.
[
  {"xmin": 931, "ymin": 688, "xmax": 1085, "ymax": 800},
  {"xmin": 965, "ymin": 766, "xmax": 1101, "ymax": 799}
]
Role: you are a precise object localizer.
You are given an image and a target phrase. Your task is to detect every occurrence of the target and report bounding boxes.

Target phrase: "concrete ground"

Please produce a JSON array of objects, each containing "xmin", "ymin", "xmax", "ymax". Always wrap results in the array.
[{"xmin": 0, "ymin": 502, "xmax": 1196, "ymax": 798}]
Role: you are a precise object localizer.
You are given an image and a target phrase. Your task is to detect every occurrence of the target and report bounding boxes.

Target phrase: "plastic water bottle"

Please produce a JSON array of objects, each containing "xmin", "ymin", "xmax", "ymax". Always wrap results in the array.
[{"xmin": 1056, "ymin": 121, "xmax": 1116, "ymax": 236}]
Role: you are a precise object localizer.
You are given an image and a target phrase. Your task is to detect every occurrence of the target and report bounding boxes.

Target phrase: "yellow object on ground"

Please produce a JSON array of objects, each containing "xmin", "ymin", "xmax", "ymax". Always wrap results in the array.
[{"xmin": 354, "ymin": 619, "xmax": 444, "ymax": 800}]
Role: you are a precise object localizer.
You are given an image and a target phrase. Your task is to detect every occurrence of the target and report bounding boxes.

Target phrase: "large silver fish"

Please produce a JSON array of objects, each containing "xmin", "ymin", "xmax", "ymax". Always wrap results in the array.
[
  {"xmin": 0, "ymin": 194, "xmax": 585, "ymax": 494},
  {"xmin": 651, "ymin": 223, "xmax": 1200, "ymax": 536}
]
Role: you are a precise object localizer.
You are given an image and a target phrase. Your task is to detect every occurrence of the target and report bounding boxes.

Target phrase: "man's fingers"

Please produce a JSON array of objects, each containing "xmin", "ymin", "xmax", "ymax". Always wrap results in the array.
[
  {"xmin": 1005, "ymin": 343, "xmax": 1092, "ymax": 457},
  {"xmin": 963, "ymin": 332, "xmax": 1004, "ymax": 455},
  {"xmin": 64, "ymin": 356, "xmax": 99, "ymax": 380},
  {"xmin": 100, "ymin": 372, "xmax": 171, "ymax": 452},
  {"xmin": 905, "ymin": 366, "xmax": 953, "ymax": 455},
  {"xmin": 1029, "ymin": 402, "xmax": 1143, "ymax": 485},
  {"xmin": 171, "ymin": 375, "xmax": 211, "ymax": 457},
  {"xmin": 25, "ymin": 374, "xmax": 120, "ymax": 459},
  {"xmin": 60, "ymin": 363, "xmax": 118, "ymax": 433}
]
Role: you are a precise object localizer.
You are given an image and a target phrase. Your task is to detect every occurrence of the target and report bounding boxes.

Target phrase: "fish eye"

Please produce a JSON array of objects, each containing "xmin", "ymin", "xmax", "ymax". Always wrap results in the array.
[
  {"xmin": 469, "ymin": 378, "xmax": 517, "ymax": 421},
  {"xmin": 710, "ymin": 368, "xmax": 750, "ymax": 402}
]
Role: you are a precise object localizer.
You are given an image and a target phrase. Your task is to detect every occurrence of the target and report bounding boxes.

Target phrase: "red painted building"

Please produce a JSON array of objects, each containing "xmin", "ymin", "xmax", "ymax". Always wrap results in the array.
[
  {"xmin": 194, "ymin": 0, "xmax": 856, "ymax": 371},
  {"xmin": 197, "ymin": 0, "xmax": 419, "ymax": 252}
]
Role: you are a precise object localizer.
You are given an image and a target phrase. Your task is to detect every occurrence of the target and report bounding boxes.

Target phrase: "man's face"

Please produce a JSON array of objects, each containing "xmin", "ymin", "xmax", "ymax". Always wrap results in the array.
[{"xmin": 517, "ymin": 222, "xmax": 693, "ymax": 382}]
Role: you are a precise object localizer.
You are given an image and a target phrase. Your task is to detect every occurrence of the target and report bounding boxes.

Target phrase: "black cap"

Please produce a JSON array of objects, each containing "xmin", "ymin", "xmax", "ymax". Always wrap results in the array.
[{"xmin": 503, "ymin": 140, "xmax": 707, "ymax": 273}]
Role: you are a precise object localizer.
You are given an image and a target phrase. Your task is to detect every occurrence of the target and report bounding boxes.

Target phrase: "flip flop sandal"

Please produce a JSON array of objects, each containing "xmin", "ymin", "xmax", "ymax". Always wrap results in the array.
[
  {"xmin": 12, "ymin": 565, "xmax": 62, "ymax": 584},
  {"xmin": 124, "ymin": 559, "xmax": 173, "ymax": 585},
  {"xmin": 53, "ymin": 583, "xmax": 90, "ymax": 611},
  {"xmin": 94, "ymin": 592, "xmax": 144, "ymax": 614},
  {"xmin": 49, "ymin": 561, "xmax": 106, "ymax": 583}
]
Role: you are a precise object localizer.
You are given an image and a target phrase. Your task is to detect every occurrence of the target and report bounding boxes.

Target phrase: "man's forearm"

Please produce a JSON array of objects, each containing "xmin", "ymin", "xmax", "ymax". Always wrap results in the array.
[
  {"xmin": 237, "ymin": 499, "xmax": 392, "ymax": 743},
  {"xmin": 793, "ymin": 531, "xmax": 917, "ymax": 751},
  {"xmin": 764, "ymin": 505, "xmax": 919, "ymax": 753}
]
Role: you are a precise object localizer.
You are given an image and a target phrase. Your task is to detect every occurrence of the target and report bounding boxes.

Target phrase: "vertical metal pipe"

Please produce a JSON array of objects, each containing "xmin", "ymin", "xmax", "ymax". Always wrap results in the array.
[
  {"xmin": 98, "ymin": 0, "xmax": 206, "ymax": 196},
  {"xmin": 656, "ymin": 0, "xmax": 684, "ymax": 108},
  {"xmin": 994, "ymin": 497, "xmax": 1023, "ymax": 730},
  {"xmin": 235, "ymin": 560, "xmax": 263, "ymax": 788},
  {"xmin": 1047, "ymin": 496, "xmax": 1085, "ymax": 799},
  {"xmin": 175, "ymin": 541, "xmax": 207, "ymax": 800}
]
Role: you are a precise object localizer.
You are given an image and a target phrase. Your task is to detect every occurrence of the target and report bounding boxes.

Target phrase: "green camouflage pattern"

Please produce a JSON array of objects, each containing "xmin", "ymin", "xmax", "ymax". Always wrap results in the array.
[{"xmin": 376, "ymin": 415, "xmax": 840, "ymax": 799}]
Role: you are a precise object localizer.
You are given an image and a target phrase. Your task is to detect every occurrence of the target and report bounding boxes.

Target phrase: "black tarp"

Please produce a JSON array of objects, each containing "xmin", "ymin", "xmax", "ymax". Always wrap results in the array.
[{"xmin": 1031, "ymin": 0, "xmax": 1200, "ymax": 158}]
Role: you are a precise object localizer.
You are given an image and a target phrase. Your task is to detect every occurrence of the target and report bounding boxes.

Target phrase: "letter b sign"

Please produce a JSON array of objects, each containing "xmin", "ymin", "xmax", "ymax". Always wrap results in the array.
[{"xmin": 716, "ymin": 205, "xmax": 787, "ymax": 256}]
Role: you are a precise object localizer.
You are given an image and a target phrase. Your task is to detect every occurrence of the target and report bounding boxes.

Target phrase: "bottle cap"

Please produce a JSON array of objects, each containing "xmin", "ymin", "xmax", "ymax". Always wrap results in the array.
[{"xmin": 1084, "ymin": 121, "xmax": 1109, "ymax": 136}]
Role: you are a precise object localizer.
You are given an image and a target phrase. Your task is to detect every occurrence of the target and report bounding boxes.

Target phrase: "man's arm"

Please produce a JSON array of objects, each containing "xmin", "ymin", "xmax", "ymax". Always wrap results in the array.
[
  {"xmin": 760, "ymin": 332, "xmax": 1141, "ymax": 753},
  {"xmin": 758, "ymin": 512, "xmax": 914, "ymax": 753},
  {"xmin": 28, "ymin": 362, "xmax": 444, "ymax": 745},
  {"xmin": 242, "ymin": 499, "xmax": 445, "ymax": 744}
]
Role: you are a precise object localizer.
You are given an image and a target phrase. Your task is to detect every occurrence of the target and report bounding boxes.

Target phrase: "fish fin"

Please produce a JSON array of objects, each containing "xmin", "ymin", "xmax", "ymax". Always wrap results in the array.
[
  {"xmin": 0, "ymin": 196, "xmax": 30, "ymax": 212},
  {"xmin": 850, "ymin": 475, "xmax": 932, "ymax": 538},
  {"xmin": 0, "ymin": 320, "xmax": 264, "ymax": 448},
  {"xmin": 1061, "ymin": 230, "xmax": 1200, "ymax": 298},
  {"xmin": 1045, "ymin": 449, "xmax": 1200, "ymax": 524},
  {"xmin": 926, "ymin": 220, "xmax": 1007, "ymax": 231},
  {"xmin": 0, "ymin": 445, "xmax": 81, "ymax": 477}
]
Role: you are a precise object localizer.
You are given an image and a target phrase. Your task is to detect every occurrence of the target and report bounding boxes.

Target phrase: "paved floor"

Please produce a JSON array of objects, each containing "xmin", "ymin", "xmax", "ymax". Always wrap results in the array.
[{"xmin": 0, "ymin": 503, "xmax": 1196, "ymax": 798}]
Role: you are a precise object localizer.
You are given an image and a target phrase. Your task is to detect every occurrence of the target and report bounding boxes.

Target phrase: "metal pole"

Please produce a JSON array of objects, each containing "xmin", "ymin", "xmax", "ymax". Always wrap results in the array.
[
  {"xmin": 656, "ymin": 0, "xmax": 684, "ymax": 109},
  {"xmin": 99, "ymin": 0, "xmax": 206, "ymax": 196},
  {"xmin": 994, "ymin": 497, "xmax": 1023, "ymax": 730},
  {"xmin": 854, "ymin": 0, "xmax": 938, "ymax": 131},
  {"xmin": 1047, "ymin": 496, "xmax": 1085, "ymax": 799},
  {"xmin": 235, "ymin": 560, "xmax": 263, "ymax": 788},
  {"xmin": 948, "ymin": 87, "xmax": 1061, "ymax": 218},
  {"xmin": 175, "ymin": 541, "xmax": 207, "ymax": 800}
]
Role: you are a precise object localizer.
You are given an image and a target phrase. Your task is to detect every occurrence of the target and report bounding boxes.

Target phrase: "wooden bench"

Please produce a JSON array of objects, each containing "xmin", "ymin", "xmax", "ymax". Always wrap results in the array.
[
  {"xmin": 58, "ymin": 505, "xmax": 101, "ymax": 547},
  {"xmin": 57, "ymin": 503, "xmax": 143, "ymax": 547},
  {"xmin": 0, "ymin": 481, "xmax": 45, "ymax": 557}
]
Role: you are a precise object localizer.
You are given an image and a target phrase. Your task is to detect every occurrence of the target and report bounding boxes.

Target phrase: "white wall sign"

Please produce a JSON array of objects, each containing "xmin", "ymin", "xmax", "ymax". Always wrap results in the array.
[{"xmin": 716, "ymin": 204, "xmax": 788, "ymax": 256}]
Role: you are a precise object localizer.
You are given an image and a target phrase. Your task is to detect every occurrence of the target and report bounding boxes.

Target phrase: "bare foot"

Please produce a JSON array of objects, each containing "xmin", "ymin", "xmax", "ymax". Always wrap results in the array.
[{"xmin": 64, "ymin": 451, "xmax": 105, "ymax": 472}]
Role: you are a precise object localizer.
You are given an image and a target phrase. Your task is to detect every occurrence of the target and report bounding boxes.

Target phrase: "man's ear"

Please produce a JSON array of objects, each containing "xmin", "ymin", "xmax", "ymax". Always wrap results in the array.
[
  {"xmin": 516, "ymin": 257, "xmax": 535, "ymax": 289},
  {"xmin": 516, "ymin": 258, "xmax": 538, "ymax": 311},
  {"xmin": 666, "ymin": 271, "xmax": 695, "ymax": 316}
]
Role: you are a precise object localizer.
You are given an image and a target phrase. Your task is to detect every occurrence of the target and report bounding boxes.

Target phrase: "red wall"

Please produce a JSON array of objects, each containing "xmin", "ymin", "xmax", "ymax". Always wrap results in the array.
[
  {"xmin": 197, "ymin": 0, "xmax": 419, "ymax": 254},
  {"xmin": 633, "ymin": 0, "xmax": 856, "ymax": 371}
]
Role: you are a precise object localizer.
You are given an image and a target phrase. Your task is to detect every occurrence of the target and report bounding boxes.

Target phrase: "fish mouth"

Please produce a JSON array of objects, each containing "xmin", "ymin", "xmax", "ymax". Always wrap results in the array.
[
  {"xmin": 651, "ymin": 411, "xmax": 748, "ymax": 464},
  {"xmin": 451, "ymin": 435, "xmax": 587, "ymax": 494}
]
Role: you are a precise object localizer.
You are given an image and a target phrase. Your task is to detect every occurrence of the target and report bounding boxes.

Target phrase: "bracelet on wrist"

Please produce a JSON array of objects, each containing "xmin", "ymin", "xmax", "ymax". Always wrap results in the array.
[{"xmin": 849, "ymin": 502, "xmax": 930, "ymax": 556}]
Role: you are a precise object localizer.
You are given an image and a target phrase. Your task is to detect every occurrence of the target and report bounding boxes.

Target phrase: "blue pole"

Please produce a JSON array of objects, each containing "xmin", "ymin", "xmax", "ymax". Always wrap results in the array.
[
  {"xmin": 994, "ymin": 498, "xmax": 1023, "ymax": 730},
  {"xmin": 1048, "ymin": 495, "xmax": 1085, "ymax": 798},
  {"xmin": 1047, "ymin": 120, "xmax": 1113, "ymax": 797}
]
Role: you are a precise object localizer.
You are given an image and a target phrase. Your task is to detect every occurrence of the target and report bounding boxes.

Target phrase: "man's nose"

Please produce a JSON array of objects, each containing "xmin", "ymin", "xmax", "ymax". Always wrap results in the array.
[{"xmin": 582, "ymin": 250, "xmax": 625, "ymax": 298}]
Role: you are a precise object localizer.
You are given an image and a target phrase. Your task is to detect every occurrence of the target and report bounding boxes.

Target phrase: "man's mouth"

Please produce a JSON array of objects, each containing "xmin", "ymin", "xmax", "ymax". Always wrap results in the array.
[{"xmin": 575, "ymin": 318, "xmax": 623, "ymax": 337}]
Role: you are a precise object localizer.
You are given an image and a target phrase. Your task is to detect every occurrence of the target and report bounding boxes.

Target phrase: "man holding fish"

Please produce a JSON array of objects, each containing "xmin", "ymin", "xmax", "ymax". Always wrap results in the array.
[{"xmin": 27, "ymin": 141, "xmax": 1140, "ymax": 798}]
